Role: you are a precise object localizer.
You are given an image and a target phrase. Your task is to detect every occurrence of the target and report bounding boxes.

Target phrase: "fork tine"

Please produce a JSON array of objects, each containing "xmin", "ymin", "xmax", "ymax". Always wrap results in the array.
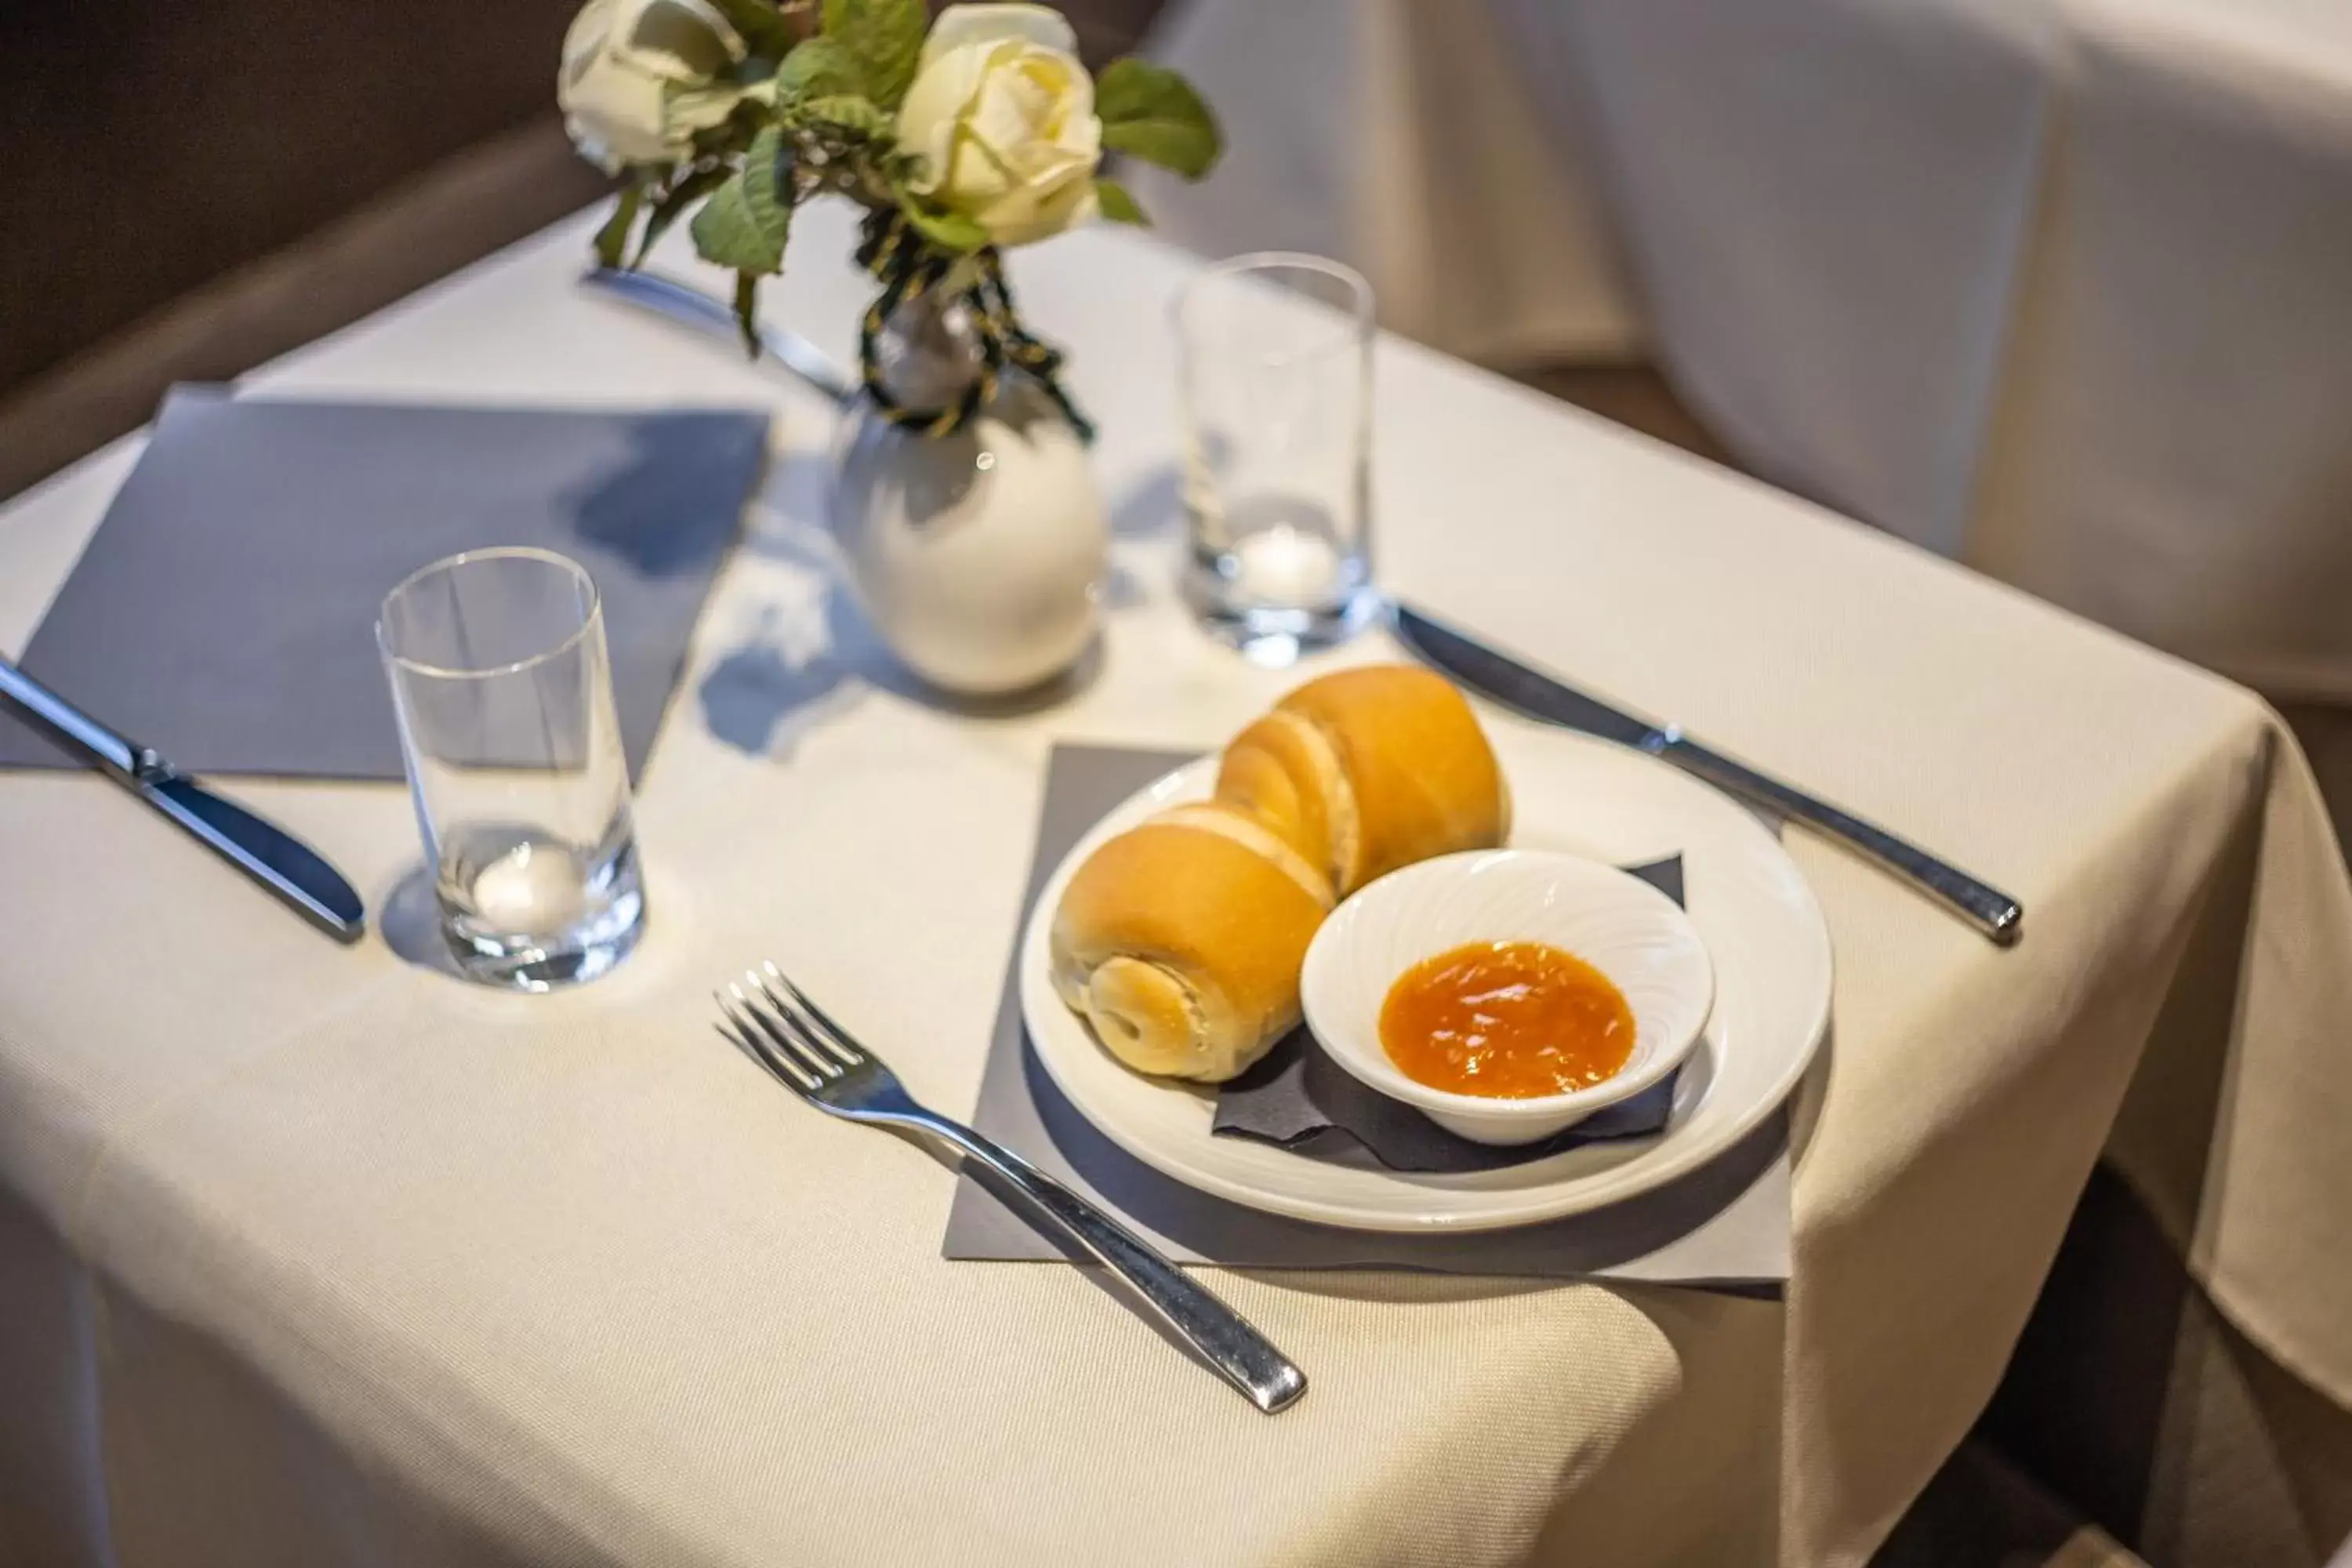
[
  {"xmin": 713, "ymin": 1006, "xmax": 767, "ymax": 1073},
  {"xmin": 735, "ymin": 977, "xmax": 844, "ymax": 1081},
  {"xmin": 714, "ymin": 1014, "xmax": 816, "ymax": 1093},
  {"xmin": 727, "ymin": 980, "xmax": 818, "ymax": 1083},
  {"xmin": 760, "ymin": 962, "xmax": 867, "ymax": 1065},
  {"xmin": 753, "ymin": 979, "xmax": 859, "ymax": 1076},
  {"xmin": 715, "ymin": 993, "xmax": 821, "ymax": 1092},
  {"xmin": 739, "ymin": 987, "xmax": 851, "ymax": 1086}
]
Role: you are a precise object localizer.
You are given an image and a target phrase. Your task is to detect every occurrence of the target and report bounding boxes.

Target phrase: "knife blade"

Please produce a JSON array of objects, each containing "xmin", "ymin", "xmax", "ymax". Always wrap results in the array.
[
  {"xmin": 0, "ymin": 656, "xmax": 367, "ymax": 943},
  {"xmin": 1393, "ymin": 604, "xmax": 2024, "ymax": 946},
  {"xmin": 580, "ymin": 267, "xmax": 860, "ymax": 406}
]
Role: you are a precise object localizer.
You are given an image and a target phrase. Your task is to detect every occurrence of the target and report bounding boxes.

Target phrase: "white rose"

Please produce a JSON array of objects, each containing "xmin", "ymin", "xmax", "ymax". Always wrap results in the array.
[
  {"xmin": 896, "ymin": 4, "xmax": 1103, "ymax": 248},
  {"xmin": 558, "ymin": 0, "xmax": 748, "ymax": 172}
]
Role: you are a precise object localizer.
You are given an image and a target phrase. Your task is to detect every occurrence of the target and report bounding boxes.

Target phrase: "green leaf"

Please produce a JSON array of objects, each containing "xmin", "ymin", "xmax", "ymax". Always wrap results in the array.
[
  {"xmin": 634, "ymin": 165, "xmax": 731, "ymax": 267},
  {"xmin": 897, "ymin": 195, "xmax": 989, "ymax": 253},
  {"xmin": 1096, "ymin": 58, "xmax": 1223, "ymax": 180},
  {"xmin": 691, "ymin": 126, "xmax": 793, "ymax": 274},
  {"xmin": 822, "ymin": 0, "xmax": 926, "ymax": 108},
  {"xmin": 774, "ymin": 35, "xmax": 865, "ymax": 100},
  {"xmin": 733, "ymin": 271, "xmax": 762, "ymax": 357},
  {"xmin": 593, "ymin": 182, "xmax": 644, "ymax": 269},
  {"xmin": 797, "ymin": 93, "xmax": 895, "ymax": 140},
  {"xmin": 704, "ymin": 0, "xmax": 793, "ymax": 55},
  {"xmin": 1094, "ymin": 178, "xmax": 1147, "ymax": 225}
]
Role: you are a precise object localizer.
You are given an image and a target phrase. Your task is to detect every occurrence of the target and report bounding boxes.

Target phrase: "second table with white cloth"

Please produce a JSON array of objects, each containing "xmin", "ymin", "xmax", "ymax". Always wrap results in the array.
[
  {"xmin": 1138, "ymin": 0, "xmax": 2352, "ymax": 854},
  {"xmin": 0, "ymin": 202, "xmax": 2345, "ymax": 1566}
]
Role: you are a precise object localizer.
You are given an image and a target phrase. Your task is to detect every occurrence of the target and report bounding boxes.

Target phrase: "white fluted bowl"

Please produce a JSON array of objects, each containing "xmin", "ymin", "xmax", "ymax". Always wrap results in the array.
[{"xmin": 1301, "ymin": 850, "xmax": 1716, "ymax": 1145}]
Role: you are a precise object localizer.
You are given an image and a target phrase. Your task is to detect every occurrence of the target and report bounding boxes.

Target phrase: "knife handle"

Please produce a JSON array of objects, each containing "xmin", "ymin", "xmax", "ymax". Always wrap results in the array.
[
  {"xmin": 1657, "ymin": 736, "xmax": 2024, "ymax": 946},
  {"xmin": 0, "ymin": 657, "xmax": 147, "ymax": 780}
]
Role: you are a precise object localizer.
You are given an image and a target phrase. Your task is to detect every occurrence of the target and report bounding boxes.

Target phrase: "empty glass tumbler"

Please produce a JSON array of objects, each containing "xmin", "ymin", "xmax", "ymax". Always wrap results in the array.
[
  {"xmin": 1174, "ymin": 252, "xmax": 1381, "ymax": 658},
  {"xmin": 379, "ymin": 548, "xmax": 645, "ymax": 991}
]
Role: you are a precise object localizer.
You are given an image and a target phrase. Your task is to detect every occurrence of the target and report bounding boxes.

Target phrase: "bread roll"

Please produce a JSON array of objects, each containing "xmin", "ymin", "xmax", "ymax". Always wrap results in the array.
[
  {"xmin": 1216, "ymin": 709, "xmax": 1359, "ymax": 892},
  {"xmin": 1050, "ymin": 803, "xmax": 1332, "ymax": 1081},
  {"xmin": 1051, "ymin": 664, "xmax": 1508, "ymax": 1083},
  {"xmin": 1218, "ymin": 665, "xmax": 1508, "ymax": 895}
]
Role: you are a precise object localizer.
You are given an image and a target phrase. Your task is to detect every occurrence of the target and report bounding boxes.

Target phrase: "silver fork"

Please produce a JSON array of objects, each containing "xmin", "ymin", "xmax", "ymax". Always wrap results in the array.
[{"xmin": 716, "ymin": 964, "xmax": 1308, "ymax": 1414}]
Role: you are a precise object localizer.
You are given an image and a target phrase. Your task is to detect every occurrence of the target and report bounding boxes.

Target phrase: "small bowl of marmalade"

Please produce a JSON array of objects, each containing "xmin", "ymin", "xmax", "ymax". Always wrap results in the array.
[{"xmin": 1300, "ymin": 850, "xmax": 1715, "ymax": 1145}]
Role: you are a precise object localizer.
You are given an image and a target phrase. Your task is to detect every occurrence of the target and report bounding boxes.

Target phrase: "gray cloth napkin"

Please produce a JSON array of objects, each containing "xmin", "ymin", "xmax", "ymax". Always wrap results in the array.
[
  {"xmin": 0, "ymin": 386, "xmax": 771, "ymax": 782},
  {"xmin": 1210, "ymin": 857, "xmax": 1683, "ymax": 1173},
  {"xmin": 942, "ymin": 744, "xmax": 1792, "ymax": 1285}
]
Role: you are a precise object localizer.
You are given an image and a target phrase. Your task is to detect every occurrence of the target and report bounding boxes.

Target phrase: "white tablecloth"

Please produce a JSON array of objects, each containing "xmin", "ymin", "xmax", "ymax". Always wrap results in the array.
[
  {"xmin": 1136, "ymin": 0, "xmax": 2352, "ymax": 822},
  {"xmin": 0, "ymin": 203, "xmax": 2347, "ymax": 1566}
]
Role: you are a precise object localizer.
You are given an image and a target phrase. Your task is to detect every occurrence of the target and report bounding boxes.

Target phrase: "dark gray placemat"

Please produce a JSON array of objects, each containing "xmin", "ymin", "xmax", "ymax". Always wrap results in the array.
[
  {"xmin": 942, "ymin": 744, "xmax": 1791, "ymax": 1284},
  {"xmin": 0, "ymin": 386, "xmax": 771, "ymax": 782}
]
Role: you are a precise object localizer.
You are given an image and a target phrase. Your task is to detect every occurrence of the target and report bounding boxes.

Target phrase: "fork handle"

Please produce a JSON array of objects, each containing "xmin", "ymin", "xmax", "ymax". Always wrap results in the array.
[{"xmin": 913, "ymin": 1113, "xmax": 1307, "ymax": 1414}]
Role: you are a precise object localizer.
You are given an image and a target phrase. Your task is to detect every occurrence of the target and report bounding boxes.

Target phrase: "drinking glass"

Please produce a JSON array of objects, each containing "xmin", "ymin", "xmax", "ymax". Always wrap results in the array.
[
  {"xmin": 378, "ymin": 548, "xmax": 645, "ymax": 991},
  {"xmin": 1174, "ymin": 252, "xmax": 1381, "ymax": 659}
]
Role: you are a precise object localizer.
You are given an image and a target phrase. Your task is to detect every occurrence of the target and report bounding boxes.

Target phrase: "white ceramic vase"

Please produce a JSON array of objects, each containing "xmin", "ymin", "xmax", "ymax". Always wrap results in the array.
[{"xmin": 829, "ymin": 289, "xmax": 1107, "ymax": 697}]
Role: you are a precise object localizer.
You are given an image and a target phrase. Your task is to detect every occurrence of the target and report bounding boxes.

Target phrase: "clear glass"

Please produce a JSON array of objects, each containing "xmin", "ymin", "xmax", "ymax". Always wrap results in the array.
[
  {"xmin": 1174, "ymin": 252, "xmax": 1381, "ymax": 662},
  {"xmin": 378, "ymin": 548, "xmax": 645, "ymax": 991}
]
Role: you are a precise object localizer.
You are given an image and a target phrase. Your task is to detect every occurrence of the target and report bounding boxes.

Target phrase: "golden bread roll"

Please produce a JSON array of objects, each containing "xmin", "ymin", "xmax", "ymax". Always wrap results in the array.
[
  {"xmin": 1218, "ymin": 664, "xmax": 1508, "ymax": 895},
  {"xmin": 1216, "ymin": 709, "xmax": 1359, "ymax": 891},
  {"xmin": 1050, "ymin": 802, "xmax": 1333, "ymax": 1081},
  {"xmin": 1051, "ymin": 664, "xmax": 1507, "ymax": 1083}
]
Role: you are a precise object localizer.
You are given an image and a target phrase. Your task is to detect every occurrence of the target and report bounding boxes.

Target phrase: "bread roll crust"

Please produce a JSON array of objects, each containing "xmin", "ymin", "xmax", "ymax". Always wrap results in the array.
[
  {"xmin": 1213, "ymin": 710, "xmax": 1360, "ymax": 891},
  {"xmin": 1050, "ymin": 664, "xmax": 1508, "ymax": 1084},
  {"xmin": 1275, "ymin": 666, "xmax": 1508, "ymax": 891},
  {"xmin": 1150, "ymin": 803, "xmax": 1335, "ymax": 909},
  {"xmin": 1050, "ymin": 807, "xmax": 1330, "ymax": 1080}
]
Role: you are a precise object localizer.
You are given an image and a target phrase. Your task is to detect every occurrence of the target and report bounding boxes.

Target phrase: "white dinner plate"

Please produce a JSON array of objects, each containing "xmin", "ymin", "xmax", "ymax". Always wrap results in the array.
[{"xmin": 1018, "ymin": 720, "xmax": 1833, "ymax": 1230}]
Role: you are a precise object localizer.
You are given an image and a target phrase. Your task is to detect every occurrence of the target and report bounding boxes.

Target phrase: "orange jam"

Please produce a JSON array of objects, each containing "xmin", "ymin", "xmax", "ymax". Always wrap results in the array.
[{"xmin": 1378, "ymin": 941, "xmax": 1635, "ymax": 1098}]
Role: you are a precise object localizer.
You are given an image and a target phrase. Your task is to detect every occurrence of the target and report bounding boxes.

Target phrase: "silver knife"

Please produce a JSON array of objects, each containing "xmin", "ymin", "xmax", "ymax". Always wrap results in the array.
[
  {"xmin": 1394, "ymin": 604, "xmax": 2024, "ymax": 946},
  {"xmin": 579, "ymin": 267, "xmax": 860, "ymax": 405},
  {"xmin": 0, "ymin": 657, "xmax": 367, "ymax": 943}
]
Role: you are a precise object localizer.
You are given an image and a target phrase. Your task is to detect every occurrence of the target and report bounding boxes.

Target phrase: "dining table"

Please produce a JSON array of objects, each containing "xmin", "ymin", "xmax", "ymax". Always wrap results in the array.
[
  {"xmin": 1, "ymin": 198, "xmax": 2347, "ymax": 1568},
  {"xmin": 1134, "ymin": 0, "xmax": 2352, "ymax": 864}
]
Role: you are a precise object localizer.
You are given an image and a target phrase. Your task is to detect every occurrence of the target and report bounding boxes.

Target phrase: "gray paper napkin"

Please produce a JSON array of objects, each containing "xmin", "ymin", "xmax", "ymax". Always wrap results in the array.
[
  {"xmin": 942, "ymin": 745, "xmax": 1792, "ymax": 1286},
  {"xmin": 0, "ymin": 387, "xmax": 771, "ymax": 782},
  {"xmin": 1210, "ymin": 857, "xmax": 1683, "ymax": 1173}
]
